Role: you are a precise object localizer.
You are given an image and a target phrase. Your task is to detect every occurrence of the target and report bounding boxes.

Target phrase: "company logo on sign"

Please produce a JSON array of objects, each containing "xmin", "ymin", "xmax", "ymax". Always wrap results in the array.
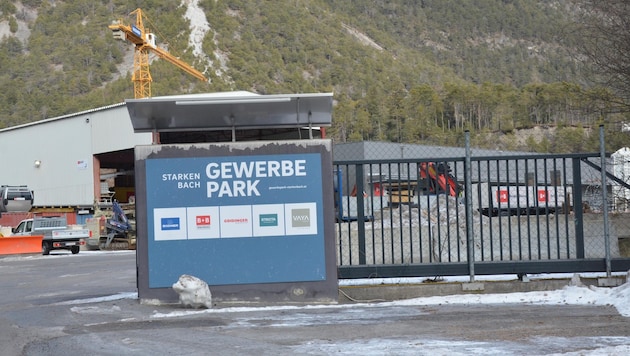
[
  {"xmin": 224, "ymin": 218, "xmax": 249, "ymax": 224},
  {"xmin": 497, "ymin": 190, "xmax": 508, "ymax": 203},
  {"xmin": 537, "ymin": 189, "xmax": 547, "ymax": 202},
  {"xmin": 161, "ymin": 217, "xmax": 180, "ymax": 231},
  {"xmin": 196, "ymin": 215, "xmax": 211, "ymax": 227},
  {"xmin": 291, "ymin": 208, "xmax": 310, "ymax": 227},
  {"xmin": 259, "ymin": 214, "xmax": 278, "ymax": 227}
]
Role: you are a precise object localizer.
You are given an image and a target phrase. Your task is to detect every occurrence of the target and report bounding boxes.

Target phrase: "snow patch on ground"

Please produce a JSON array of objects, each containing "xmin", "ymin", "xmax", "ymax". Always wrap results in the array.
[
  {"xmin": 70, "ymin": 305, "xmax": 122, "ymax": 314},
  {"xmin": 55, "ymin": 291, "xmax": 137, "ymax": 306},
  {"xmin": 293, "ymin": 337, "xmax": 630, "ymax": 356},
  {"xmin": 343, "ymin": 271, "xmax": 630, "ymax": 317}
]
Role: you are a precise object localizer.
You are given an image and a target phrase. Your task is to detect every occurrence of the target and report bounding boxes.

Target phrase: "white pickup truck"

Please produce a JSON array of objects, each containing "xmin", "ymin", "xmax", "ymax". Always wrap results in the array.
[{"xmin": 12, "ymin": 217, "xmax": 90, "ymax": 255}]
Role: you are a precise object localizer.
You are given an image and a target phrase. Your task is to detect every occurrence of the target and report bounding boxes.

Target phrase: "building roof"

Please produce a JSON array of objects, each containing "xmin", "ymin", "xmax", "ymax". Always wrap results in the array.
[
  {"xmin": 125, "ymin": 92, "xmax": 333, "ymax": 133},
  {"xmin": 0, "ymin": 102, "xmax": 126, "ymax": 133}
]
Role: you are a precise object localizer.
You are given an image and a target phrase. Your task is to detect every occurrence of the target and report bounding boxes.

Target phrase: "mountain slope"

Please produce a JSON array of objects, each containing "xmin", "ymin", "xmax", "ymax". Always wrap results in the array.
[{"xmin": 1, "ymin": 0, "xmax": 619, "ymax": 152}]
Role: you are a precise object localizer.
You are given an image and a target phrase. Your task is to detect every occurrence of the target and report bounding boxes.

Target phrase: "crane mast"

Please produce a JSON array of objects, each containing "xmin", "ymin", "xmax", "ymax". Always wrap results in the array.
[{"xmin": 108, "ymin": 8, "xmax": 207, "ymax": 99}]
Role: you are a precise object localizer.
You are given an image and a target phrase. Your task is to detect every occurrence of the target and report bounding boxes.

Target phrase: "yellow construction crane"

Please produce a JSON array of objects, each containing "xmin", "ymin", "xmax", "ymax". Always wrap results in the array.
[{"xmin": 108, "ymin": 8, "xmax": 208, "ymax": 99}]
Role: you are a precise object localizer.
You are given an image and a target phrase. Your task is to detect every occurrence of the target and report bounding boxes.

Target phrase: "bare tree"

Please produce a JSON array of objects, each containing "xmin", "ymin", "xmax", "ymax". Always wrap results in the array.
[{"xmin": 573, "ymin": 1, "xmax": 630, "ymax": 109}]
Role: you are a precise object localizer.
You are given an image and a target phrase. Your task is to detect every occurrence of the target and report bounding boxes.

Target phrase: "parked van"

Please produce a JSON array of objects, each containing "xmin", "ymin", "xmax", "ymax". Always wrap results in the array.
[{"xmin": 0, "ymin": 185, "xmax": 34, "ymax": 213}]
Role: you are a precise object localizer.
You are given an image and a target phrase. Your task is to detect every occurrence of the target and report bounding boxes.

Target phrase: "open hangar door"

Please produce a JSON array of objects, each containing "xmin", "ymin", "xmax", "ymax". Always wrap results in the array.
[
  {"xmin": 94, "ymin": 149, "xmax": 136, "ymax": 205},
  {"xmin": 88, "ymin": 149, "xmax": 138, "ymax": 251}
]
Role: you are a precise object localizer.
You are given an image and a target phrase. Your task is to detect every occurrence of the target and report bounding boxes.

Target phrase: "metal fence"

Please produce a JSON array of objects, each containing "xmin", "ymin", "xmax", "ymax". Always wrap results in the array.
[{"xmin": 334, "ymin": 131, "xmax": 630, "ymax": 280}]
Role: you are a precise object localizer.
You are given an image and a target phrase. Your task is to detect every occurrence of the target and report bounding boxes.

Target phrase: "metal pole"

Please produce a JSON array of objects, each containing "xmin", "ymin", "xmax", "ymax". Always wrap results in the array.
[
  {"xmin": 572, "ymin": 157, "xmax": 585, "ymax": 259},
  {"xmin": 356, "ymin": 164, "xmax": 366, "ymax": 265},
  {"xmin": 599, "ymin": 125, "xmax": 611, "ymax": 277},
  {"xmin": 464, "ymin": 131, "xmax": 475, "ymax": 282}
]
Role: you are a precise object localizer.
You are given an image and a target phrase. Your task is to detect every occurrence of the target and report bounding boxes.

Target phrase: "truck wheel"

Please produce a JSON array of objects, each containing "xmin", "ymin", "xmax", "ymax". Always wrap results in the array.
[
  {"xmin": 42, "ymin": 242, "xmax": 51, "ymax": 255},
  {"xmin": 71, "ymin": 246, "xmax": 80, "ymax": 254}
]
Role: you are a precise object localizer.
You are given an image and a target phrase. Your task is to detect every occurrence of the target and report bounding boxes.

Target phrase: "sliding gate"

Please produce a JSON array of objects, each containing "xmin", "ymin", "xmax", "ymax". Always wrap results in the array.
[{"xmin": 335, "ymin": 151, "xmax": 630, "ymax": 279}]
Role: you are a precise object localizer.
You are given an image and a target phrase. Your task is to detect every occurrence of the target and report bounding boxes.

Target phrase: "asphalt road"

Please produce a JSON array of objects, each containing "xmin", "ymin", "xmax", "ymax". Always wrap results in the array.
[{"xmin": 1, "ymin": 251, "xmax": 629, "ymax": 355}]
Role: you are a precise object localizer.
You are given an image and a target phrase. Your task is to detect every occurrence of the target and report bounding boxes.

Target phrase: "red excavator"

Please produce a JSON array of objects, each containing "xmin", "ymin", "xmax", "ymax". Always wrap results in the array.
[{"xmin": 419, "ymin": 162, "xmax": 462, "ymax": 197}]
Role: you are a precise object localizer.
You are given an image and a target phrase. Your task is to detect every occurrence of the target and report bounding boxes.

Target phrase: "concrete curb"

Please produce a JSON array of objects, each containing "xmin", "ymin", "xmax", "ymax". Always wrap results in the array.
[{"xmin": 338, "ymin": 276, "xmax": 627, "ymax": 303}]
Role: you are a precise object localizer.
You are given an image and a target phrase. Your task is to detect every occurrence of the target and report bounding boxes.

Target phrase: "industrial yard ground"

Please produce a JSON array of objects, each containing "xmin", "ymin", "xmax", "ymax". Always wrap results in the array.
[{"xmin": 1, "ymin": 251, "xmax": 629, "ymax": 355}]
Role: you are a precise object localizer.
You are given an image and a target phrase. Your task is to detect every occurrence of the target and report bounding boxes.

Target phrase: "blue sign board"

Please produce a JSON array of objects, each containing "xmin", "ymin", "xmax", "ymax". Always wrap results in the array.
[
  {"xmin": 131, "ymin": 25, "xmax": 142, "ymax": 38},
  {"xmin": 145, "ymin": 153, "xmax": 325, "ymax": 287}
]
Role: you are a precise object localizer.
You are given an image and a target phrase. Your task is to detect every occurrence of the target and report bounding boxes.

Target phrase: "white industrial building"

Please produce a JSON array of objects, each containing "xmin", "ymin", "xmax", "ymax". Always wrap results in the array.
[{"xmin": 0, "ymin": 103, "xmax": 151, "ymax": 209}]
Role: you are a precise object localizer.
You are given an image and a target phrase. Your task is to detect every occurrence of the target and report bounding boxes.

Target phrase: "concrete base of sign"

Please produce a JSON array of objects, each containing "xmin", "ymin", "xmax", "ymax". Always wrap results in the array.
[{"xmin": 140, "ymin": 283, "xmax": 339, "ymax": 307}]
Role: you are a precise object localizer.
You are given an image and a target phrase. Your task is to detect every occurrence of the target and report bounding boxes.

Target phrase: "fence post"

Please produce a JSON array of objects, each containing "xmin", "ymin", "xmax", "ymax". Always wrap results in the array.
[
  {"xmin": 464, "ymin": 131, "xmax": 475, "ymax": 282},
  {"xmin": 599, "ymin": 125, "xmax": 612, "ymax": 277},
  {"xmin": 355, "ymin": 164, "xmax": 367, "ymax": 265},
  {"xmin": 572, "ymin": 157, "xmax": 585, "ymax": 259}
]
